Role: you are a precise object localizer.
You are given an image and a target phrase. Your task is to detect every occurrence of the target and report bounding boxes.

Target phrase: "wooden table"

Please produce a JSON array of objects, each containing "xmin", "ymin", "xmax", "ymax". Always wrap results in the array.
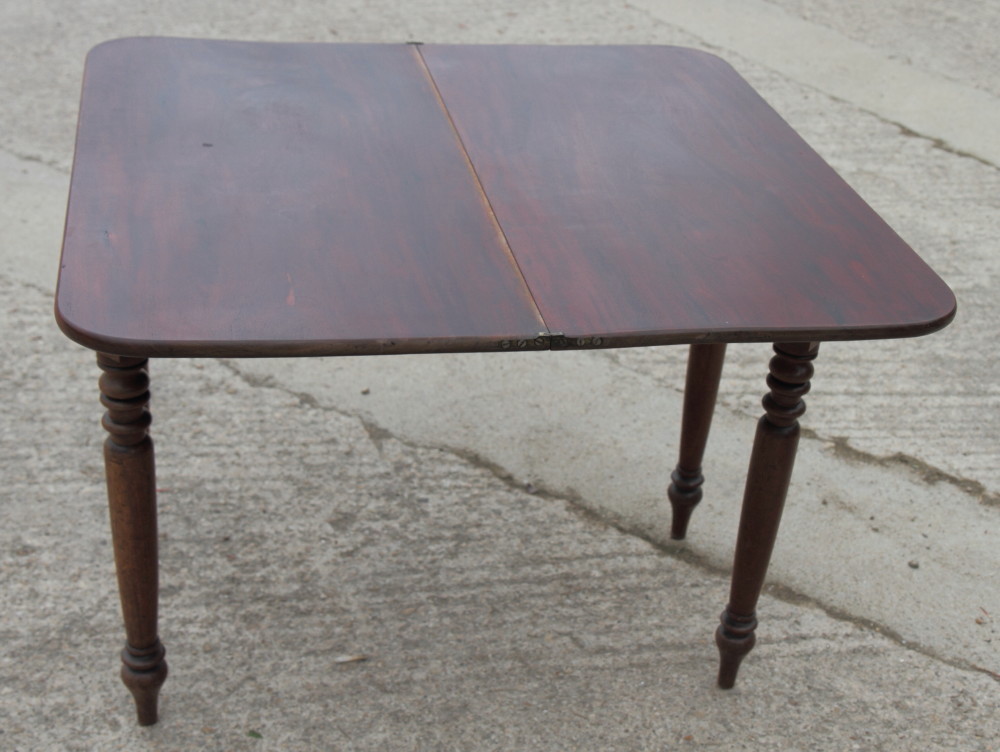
[{"xmin": 55, "ymin": 38, "xmax": 956, "ymax": 726}]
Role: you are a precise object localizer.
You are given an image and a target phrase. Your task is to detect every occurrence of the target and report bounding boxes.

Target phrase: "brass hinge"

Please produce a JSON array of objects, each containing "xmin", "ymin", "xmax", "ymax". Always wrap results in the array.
[{"xmin": 498, "ymin": 332, "xmax": 606, "ymax": 350}]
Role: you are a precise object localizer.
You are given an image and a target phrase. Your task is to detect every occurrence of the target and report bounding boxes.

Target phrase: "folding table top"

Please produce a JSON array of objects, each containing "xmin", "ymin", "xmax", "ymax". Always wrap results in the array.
[{"xmin": 56, "ymin": 38, "xmax": 955, "ymax": 357}]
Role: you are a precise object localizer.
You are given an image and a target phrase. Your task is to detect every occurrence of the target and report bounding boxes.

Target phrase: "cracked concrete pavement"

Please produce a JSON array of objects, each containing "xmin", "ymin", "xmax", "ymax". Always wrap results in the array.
[{"xmin": 1, "ymin": 1, "xmax": 998, "ymax": 750}]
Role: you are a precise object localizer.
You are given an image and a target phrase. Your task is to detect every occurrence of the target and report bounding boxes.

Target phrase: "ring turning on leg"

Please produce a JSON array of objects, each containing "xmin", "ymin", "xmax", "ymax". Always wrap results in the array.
[
  {"xmin": 98, "ymin": 353, "xmax": 167, "ymax": 725},
  {"xmin": 668, "ymin": 343, "xmax": 726, "ymax": 539},
  {"xmin": 716, "ymin": 341, "xmax": 818, "ymax": 688}
]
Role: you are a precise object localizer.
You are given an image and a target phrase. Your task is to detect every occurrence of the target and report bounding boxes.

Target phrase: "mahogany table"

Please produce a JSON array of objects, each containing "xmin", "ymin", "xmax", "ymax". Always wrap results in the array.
[{"xmin": 55, "ymin": 38, "xmax": 956, "ymax": 726}]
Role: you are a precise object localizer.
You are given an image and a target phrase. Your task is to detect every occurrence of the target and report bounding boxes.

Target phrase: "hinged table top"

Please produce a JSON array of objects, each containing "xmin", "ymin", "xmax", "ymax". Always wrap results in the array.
[{"xmin": 56, "ymin": 38, "xmax": 955, "ymax": 357}]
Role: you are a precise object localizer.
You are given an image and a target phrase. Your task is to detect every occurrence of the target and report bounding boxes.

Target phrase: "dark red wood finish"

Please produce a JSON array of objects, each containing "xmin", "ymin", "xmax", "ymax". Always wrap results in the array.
[
  {"xmin": 57, "ymin": 39, "xmax": 545, "ymax": 357},
  {"xmin": 668, "ymin": 343, "xmax": 727, "ymax": 539},
  {"xmin": 716, "ymin": 342, "xmax": 819, "ymax": 687},
  {"xmin": 421, "ymin": 45, "xmax": 956, "ymax": 346},
  {"xmin": 54, "ymin": 40, "xmax": 959, "ymax": 723},
  {"xmin": 57, "ymin": 40, "xmax": 955, "ymax": 358},
  {"xmin": 98, "ymin": 353, "xmax": 167, "ymax": 724}
]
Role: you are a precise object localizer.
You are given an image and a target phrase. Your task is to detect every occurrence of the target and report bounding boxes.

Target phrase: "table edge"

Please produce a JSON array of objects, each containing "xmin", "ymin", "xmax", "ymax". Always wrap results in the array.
[
  {"xmin": 57, "ymin": 38, "xmax": 958, "ymax": 358},
  {"xmin": 55, "ymin": 296, "xmax": 956, "ymax": 358}
]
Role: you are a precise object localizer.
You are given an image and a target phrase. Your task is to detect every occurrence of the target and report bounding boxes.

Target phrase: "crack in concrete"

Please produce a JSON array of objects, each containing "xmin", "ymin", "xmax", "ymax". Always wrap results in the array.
[
  {"xmin": 890, "ymin": 121, "xmax": 998, "ymax": 170},
  {"xmin": 1, "ymin": 273, "xmax": 55, "ymax": 299},
  {"xmin": 1, "ymin": 143, "xmax": 70, "ymax": 173},
  {"xmin": 598, "ymin": 349, "xmax": 999, "ymax": 508},
  {"xmin": 806, "ymin": 90, "xmax": 1000, "ymax": 170},
  {"xmin": 811, "ymin": 431, "xmax": 1000, "ymax": 507},
  {"xmin": 621, "ymin": 2, "xmax": 999, "ymax": 171},
  {"xmin": 213, "ymin": 357, "xmax": 999, "ymax": 684}
]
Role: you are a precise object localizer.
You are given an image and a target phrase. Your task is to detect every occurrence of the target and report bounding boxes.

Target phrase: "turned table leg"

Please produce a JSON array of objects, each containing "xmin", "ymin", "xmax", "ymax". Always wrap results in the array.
[
  {"xmin": 716, "ymin": 341, "xmax": 819, "ymax": 688},
  {"xmin": 98, "ymin": 353, "xmax": 167, "ymax": 725},
  {"xmin": 668, "ymin": 343, "xmax": 727, "ymax": 539}
]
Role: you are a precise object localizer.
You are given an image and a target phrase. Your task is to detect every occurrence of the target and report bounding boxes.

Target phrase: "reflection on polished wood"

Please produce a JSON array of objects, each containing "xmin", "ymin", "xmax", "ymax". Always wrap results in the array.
[{"xmin": 56, "ymin": 39, "xmax": 956, "ymax": 724}]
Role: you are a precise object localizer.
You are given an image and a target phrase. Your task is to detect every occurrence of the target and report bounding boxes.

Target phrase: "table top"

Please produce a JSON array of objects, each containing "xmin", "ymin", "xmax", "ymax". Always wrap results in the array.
[{"xmin": 56, "ymin": 38, "xmax": 955, "ymax": 357}]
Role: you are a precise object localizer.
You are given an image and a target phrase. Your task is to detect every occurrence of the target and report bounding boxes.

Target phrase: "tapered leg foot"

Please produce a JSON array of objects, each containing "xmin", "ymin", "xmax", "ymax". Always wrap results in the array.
[
  {"xmin": 122, "ymin": 640, "xmax": 168, "ymax": 726},
  {"xmin": 667, "ymin": 467, "xmax": 702, "ymax": 540},
  {"xmin": 715, "ymin": 342, "xmax": 818, "ymax": 688},
  {"xmin": 668, "ymin": 343, "xmax": 726, "ymax": 539},
  {"xmin": 99, "ymin": 353, "xmax": 167, "ymax": 725},
  {"xmin": 715, "ymin": 609, "xmax": 757, "ymax": 689}
]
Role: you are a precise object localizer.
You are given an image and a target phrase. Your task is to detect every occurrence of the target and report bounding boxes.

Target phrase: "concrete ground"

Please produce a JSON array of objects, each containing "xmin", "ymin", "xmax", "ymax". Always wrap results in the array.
[{"xmin": 1, "ymin": 1, "xmax": 997, "ymax": 750}]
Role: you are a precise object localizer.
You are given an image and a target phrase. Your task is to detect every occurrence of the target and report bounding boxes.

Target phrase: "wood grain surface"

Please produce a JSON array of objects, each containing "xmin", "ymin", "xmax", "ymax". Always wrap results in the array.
[
  {"xmin": 422, "ymin": 44, "xmax": 956, "ymax": 346},
  {"xmin": 57, "ymin": 38, "xmax": 545, "ymax": 356},
  {"xmin": 57, "ymin": 39, "xmax": 955, "ymax": 356}
]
